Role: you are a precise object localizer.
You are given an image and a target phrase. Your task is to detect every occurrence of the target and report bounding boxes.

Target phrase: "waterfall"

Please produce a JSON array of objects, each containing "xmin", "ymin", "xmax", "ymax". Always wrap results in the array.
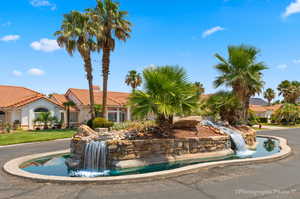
[
  {"xmin": 69, "ymin": 141, "xmax": 110, "ymax": 177},
  {"xmin": 84, "ymin": 141, "xmax": 107, "ymax": 171},
  {"xmin": 201, "ymin": 120, "xmax": 254, "ymax": 157}
]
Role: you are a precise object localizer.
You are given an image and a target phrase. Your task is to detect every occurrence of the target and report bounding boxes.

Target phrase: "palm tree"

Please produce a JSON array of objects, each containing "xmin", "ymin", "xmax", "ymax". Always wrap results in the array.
[
  {"xmin": 214, "ymin": 45, "xmax": 267, "ymax": 122},
  {"xmin": 264, "ymin": 88, "xmax": 276, "ymax": 105},
  {"xmin": 205, "ymin": 91, "xmax": 242, "ymax": 125},
  {"xmin": 273, "ymin": 103, "xmax": 300, "ymax": 125},
  {"xmin": 88, "ymin": 0, "xmax": 132, "ymax": 118},
  {"xmin": 55, "ymin": 11, "xmax": 96, "ymax": 119},
  {"xmin": 277, "ymin": 80, "xmax": 300, "ymax": 104},
  {"xmin": 63, "ymin": 101, "xmax": 76, "ymax": 129},
  {"xmin": 129, "ymin": 66, "xmax": 199, "ymax": 134},
  {"xmin": 125, "ymin": 70, "xmax": 142, "ymax": 92},
  {"xmin": 194, "ymin": 82, "xmax": 205, "ymax": 95},
  {"xmin": 94, "ymin": 104, "xmax": 103, "ymax": 117}
]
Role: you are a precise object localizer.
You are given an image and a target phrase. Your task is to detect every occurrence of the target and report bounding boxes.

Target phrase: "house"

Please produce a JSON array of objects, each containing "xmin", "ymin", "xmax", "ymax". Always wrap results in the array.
[
  {"xmin": 0, "ymin": 85, "xmax": 132, "ymax": 130},
  {"xmin": 0, "ymin": 85, "xmax": 64, "ymax": 130},
  {"xmin": 249, "ymin": 104, "xmax": 282, "ymax": 121},
  {"xmin": 50, "ymin": 86, "xmax": 131, "ymax": 126}
]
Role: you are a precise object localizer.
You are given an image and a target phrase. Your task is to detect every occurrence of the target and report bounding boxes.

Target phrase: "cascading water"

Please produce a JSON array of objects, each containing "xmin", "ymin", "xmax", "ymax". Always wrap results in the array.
[
  {"xmin": 201, "ymin": 120, "xmax": 254, "ymax": 157},
  {"xmin": 69, "ymin": 141, "xmax": 110, "ymax": 177}
]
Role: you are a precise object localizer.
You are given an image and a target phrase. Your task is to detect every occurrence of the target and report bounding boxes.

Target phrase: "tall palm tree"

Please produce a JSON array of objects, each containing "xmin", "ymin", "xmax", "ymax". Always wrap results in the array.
[
  {"xmin": 214, "ymin": 45, "xmax": 267, "ymax": 122},
  {"xmin": 63, "ymin": 101, "xmax": 76, "ymax": 128},
  {"xmin": 264, "ymin": 88, "xmax": 276, "ymax": 105},
  {"xmin": 55, "ymin": 11, "xmax": 96, "ymax": 119},
  {"xmin": 125, "ymin": 70, "xmax": 142, "ymax": 92},
  {"xmin": 88, "ymin": 0, "xmax": 132, "ymax": 118},
  {"xmin": 194, "ymin": 82, "xmax": 205, "ymax": 95}
]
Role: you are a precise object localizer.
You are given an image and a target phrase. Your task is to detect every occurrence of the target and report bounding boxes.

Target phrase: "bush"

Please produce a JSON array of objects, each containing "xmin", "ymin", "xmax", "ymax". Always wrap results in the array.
[
  {"xmin": 91, "ymin": 117, "xmax": 114, "ymax": 129},
  {"xmin": 257, "ymin": 117, "xmax": 268, "ymax": 123}
]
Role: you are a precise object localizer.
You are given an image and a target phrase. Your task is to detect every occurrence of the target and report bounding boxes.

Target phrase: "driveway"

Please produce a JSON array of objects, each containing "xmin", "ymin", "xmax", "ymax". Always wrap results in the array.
[{"xmin": 0, "ymin": 129, "xmax": 300, "ymax": 199}]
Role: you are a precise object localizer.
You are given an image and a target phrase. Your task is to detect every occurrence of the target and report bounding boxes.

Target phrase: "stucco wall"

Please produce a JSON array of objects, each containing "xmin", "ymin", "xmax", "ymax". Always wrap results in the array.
[{"xmin": 18, "ymin": 99, "xmax": 63, "ymax": 129}]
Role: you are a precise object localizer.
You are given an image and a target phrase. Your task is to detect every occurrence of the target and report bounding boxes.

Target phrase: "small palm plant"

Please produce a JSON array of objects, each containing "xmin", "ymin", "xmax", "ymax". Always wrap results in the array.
[
  {"xmin": 273, "ymin": 103, "xmax": 300, "ymax": 125},
  {"xmin": 264, "ymin": 88, "xmax": 276, "ymax": 105},
  {"xmin": 129, "ymin": 66, "xmax": 199, "ymax": 134},
  {"xmin": 63, "ymin": 101, "xmax": 76, "ymax": 129},
  {"xmin": 87, "ymin": 0, "xmax": 132, "ymax": 118},
  {"xmin": 125, "ymin": 70, "xmax": 142, "ymax": 92},
  {"xmin": 55, "ymin": 11, "xmax": 97, "ymax": 119},
  {"xmin": 34, "ymin": 112, "xmax": 56, "ymax": 129}
]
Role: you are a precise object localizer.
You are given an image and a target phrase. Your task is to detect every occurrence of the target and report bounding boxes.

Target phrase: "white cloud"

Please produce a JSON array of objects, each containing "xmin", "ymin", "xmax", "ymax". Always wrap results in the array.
[
  {"xmin": 282, "ymin": 0, "xmax": 300, "ymax": 18},
  {"xmin": 293, "ymin": 59, "xmax": 300, "ymax": 64},
  {"xmin": 27, "ymin": 68, "xmax": 45, "ymax": 76},
  {"xmin": 1, "ymin": 35, "xmax": 20, "ymax": 42},
  {"xmin": 202, "ymin": 26, "xmax": 225, "ymax": 38},
  {"xmin": 12, "ymin": 70, "xmax": 22, "ymax": 77},
  {"xmin": 30, "ymin": 0, "xmax": 56, "ymax": 10},
  {"xmin": 30, "ymin": 38, "xmax": 60, "ymax": 52},
  {"xmin": 277, "ymin": 64, "xmax": 288, "ymax": 70}
]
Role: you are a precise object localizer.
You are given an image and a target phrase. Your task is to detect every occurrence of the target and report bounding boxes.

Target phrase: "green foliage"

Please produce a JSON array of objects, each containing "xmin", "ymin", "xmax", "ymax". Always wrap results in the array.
[
  {"xmin": 264, "ymin": 88, "xmax": 276, "ymax": 105},
  {"xmin": 272, "ymin": 103, "xmax": 300, "ymax": 125},
  {"xmin": 277, "ymin": 80, "xmax": 300, "ymax": 104},
  {"xmin": 91, "ymin": 117, "xmax": 114, "ymax": 129},
  {"xmin": 247, "ymin": 110, "xmax": 258, "ymax": 126},
  {"xmin": 34, "ymin": 112, "xmax": 57, "ymax": 129},
  {"xmin": 194, "ymin": 82, "xmax": 205, "ymax": 95},
  {"xmin": 112, "ymin": 120, "xmax": 156, "ymax": 131},
  {"xmin": 214, "ymin": 45, "xmax": 267, "ymax": 121},
  {"xmin": 129, "ymin": 65, "xmax": 200, "ymax": 129},
  {"xmin": 204, "ymin": 91, "xmax": 242, "ymax": 125}
]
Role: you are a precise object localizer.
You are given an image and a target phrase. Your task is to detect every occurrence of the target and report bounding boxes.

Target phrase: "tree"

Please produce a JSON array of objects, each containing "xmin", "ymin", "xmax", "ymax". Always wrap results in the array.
[
  {"xmin": 34, "ymin": 112, "xmax": 56, "ymax": 129},
  {"xmin": 264, "ymin": 88, "xmax": 276, "ymax": 105},
  {"xmin": 88, "ymin": 0, "xmax": 132, "ymax": 118},
  {"xmin": 272, "ymin": 103, "xmax": 300, "ymax": 125},
  {"xmin": 277, "ymin": 80, "xmax": 300, "ymax": 104},
  {"xmin": 94, "ymin": 104, "xmax": 103, "ymax": 117},
  {"xmin": 205, "ymin": 91, "xmax": 242, "ymax": 125},
  {"xmin": 129, "ymin": 66, "xmax": 199, "ymax": 133},
  {"xmin": 214, "ymin": 45, "xmax": 267, "ymax": 122},
  {"xmin": 125, "ymin": 70, "xmax": 142, "ymax": 92},
  {"xmin": 63, "ymin": 101, "xmax": 76, "ymax": 129},
  {"xmin": 194, "ymin": 82, "xmax": 205, "ymax": 95},
  {"xmin": 55, "ymin": 11, "xmax": 96, "ymax": 119}
]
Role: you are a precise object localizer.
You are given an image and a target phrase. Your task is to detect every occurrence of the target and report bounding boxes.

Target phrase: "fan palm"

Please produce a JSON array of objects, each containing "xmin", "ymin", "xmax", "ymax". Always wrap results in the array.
[
  {"xmin": 63, "ymin": 101, "xmax": 76, "ymax": 129},
  {"xmin": 125, "ymin": 70, "xmax": 142, "ymax": 92},
  {"xmin": 54, "ymin": 11, "xmax": 96, "ymax": 119},
  {"xmin": 194, "ymin": 82, "xmax": 205, "ymax": 95},
  {"xmin": 264, "ymin": 88, "xmax": 276, "ymax": 105},
  {"xmin": 129, "ymin": 66, "xmax": 199, "ymax": 132},
  {"xmin": 214, "ymin": 45, "xmax": 267, "ymax": 122},
  {"xmin": 277, "ymin": 80, "xmax": 300, "ymax": 104},
  {"xmin": 87, "ymin": 0, "xmax": 132, "ymax": 118}
]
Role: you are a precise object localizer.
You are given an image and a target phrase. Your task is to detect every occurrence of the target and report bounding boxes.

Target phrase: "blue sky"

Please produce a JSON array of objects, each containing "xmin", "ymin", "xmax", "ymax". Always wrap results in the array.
[{"xmin": 1, "ymin": 0, "xmax": 300, "ymax": 99}]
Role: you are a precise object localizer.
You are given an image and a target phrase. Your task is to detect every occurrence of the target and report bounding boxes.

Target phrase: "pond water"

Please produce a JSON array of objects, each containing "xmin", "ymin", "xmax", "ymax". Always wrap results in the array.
[{"xmin": 21, "ymin": 137, "xmax": 280, "ymax": 178}]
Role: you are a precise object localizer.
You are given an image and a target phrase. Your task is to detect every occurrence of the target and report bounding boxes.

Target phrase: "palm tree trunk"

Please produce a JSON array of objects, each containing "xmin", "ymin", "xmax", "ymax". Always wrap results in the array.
[
  {"xmin": 84, "ymin": 56, "xmax": 95, "ymax": 120},
  {"xmin": 101, "ymin": 46, "xmax": 110, "ymax": 119}
]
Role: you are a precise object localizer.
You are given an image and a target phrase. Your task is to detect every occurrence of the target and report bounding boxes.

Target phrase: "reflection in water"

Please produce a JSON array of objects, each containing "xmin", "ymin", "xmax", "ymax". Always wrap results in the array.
[{"xmin": 264, "ymin": 138, "xmax": 275, "ymax": 152}]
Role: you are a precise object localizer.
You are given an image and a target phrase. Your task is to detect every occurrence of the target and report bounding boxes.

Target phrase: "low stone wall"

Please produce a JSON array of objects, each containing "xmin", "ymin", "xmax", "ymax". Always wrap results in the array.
[{"xmin": 106, "ymin": 136, "xmax": 232, "ymax": 168}]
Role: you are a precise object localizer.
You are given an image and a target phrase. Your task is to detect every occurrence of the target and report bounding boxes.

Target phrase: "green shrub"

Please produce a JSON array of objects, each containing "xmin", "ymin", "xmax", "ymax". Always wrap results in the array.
[
  {"xmin": 92, "ymin": 117, "xmax": 114, "ymax": 129},
  {"xmin": 257, "ymin": 117, "xmax": 268, "ymax": 123}
]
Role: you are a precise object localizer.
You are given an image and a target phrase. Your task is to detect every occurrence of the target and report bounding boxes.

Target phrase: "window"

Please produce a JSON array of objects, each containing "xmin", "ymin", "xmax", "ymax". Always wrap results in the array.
[
  {"xmin": 108, "ymin": 112, "xmax": 117, "ymax": 122},
  {"xmin": 70, "ymin": 112, "xmax": 78, "ymax": 123},
  {"xmin": 34, "ymin": 108, "xmax": 49, "ymax": 119}
]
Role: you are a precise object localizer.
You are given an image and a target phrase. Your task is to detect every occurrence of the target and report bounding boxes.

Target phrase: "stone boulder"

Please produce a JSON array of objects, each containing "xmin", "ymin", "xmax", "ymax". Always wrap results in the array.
[
  {"xmin": 173, "ymin": 116, "xmax": 203, "ymax": 129},
  {"xmin": 73, "ymin": 125, "xmax": 98, "ymax": 141}
]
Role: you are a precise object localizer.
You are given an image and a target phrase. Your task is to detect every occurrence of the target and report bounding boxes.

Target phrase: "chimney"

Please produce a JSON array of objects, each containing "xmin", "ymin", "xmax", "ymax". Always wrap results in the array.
[{"xmin": 93, "ymin": 85, "xmax": 101, "ymax": 92}]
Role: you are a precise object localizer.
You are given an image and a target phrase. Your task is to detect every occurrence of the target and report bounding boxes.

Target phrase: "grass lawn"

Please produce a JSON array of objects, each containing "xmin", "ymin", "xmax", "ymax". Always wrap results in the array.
[{"xmin": 0, "ymin": 129, "xmax": 76, "ymax": 146}]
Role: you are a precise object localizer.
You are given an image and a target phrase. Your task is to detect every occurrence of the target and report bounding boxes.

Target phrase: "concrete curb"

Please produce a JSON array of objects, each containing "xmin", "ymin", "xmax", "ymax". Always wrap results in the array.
[
  {"xmin": 2, "ymin": 135, "xmax": 292, "ymax": 184},
  {"xmin": 0, "ymin": 138, "xmax": 71, "ymax": 149}
]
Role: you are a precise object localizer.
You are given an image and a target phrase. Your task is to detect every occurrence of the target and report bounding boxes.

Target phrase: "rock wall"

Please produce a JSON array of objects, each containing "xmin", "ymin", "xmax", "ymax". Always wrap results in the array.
[{"xmin": 106, "ymin": 136, "xmax": 231, "ymax": 167}]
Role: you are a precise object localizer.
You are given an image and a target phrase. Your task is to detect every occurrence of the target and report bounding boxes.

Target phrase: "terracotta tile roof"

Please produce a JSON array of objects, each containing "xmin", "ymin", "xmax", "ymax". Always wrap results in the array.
[
  {"xmin": 0, "ymin": 85, "xmax": 63, "ymax": 108},
  {"xmin": 249, "ymin": 104, "xmax": 282, "ymax": 113},
  {"xmin": 50, "ymin": 94, "xmax": 78, "ymax": 111},
  {"xmin": 67, "ymin": 88, "xmax": 130, "ymax": 107}
]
